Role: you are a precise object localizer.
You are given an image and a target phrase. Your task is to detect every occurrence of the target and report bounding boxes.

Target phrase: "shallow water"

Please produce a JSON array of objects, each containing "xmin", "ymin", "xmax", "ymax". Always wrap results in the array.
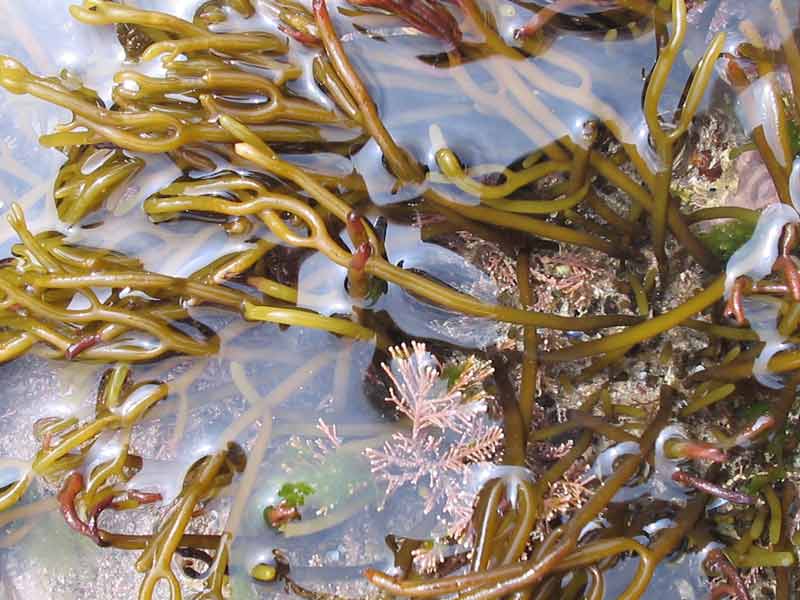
[{"xmin": 0, "ymin": 0, "xmax": 797, "ymax": 599}]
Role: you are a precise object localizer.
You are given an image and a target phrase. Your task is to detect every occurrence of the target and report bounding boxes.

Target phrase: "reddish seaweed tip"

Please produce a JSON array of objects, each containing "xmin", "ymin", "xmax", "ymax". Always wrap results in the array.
[
  {"xmin": 672, "ymin": 470, "xmax": 755, "ymax": 505},
  {"xmin": 350, "ymin": 242, "xmax": 372, "ymax": 271},
  {"xmin": 705, "ymin": 549, "xmax": 751, "ymax": 600},
  {"xmin": 65, "ymin": 334, "xmax": 102, "ymax": 360},
  {"xmin": 278, "ymin": 24, "xmax": 320, "ymax": 47},
  {"xmin": 346, "ymin": 211, "xmax": 369, "ymax": 247},
  {"xmin": 723, "ymin": 278, "xmax": 750, "ymax": 326},
  {"xmin": 363, "ymin": 567, "xmax": 396, "ymax": 585},
  {"xmin": 733, "ymin": 415, "xmax": 776, "ymax": 446},
  {"xmin": 312, "ymin": 0, "xmax": 327, "ymax": 16},
  {"xmin": 348, "ymin": 0, "xmax": 462, "ymax": 46},
  {"xmin": 111, "ymin": 490, "xmax": 163, "ymax": 510},
  {"xmin": 58, "ymin": 472, "xmax": 93, "ymax": 539},
  {"xmin": 265, "ymin": 502, "xmax": 302, "ymax": 528},
  {"xmin": 773, "ymin": 255, "xmax": 800, "ymax": 301},
  {"xmin": 668, "ymin": 440, "xmax": 727, "ymax": 463}
]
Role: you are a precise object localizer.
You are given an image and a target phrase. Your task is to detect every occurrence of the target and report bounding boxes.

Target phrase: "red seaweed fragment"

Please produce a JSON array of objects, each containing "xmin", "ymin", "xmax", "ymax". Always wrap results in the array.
[
  {"xmin": 705, "ymin": 549, "xmax": 751, "ymax": 600},
  {"xmin": 265, "ymin": 501, "xmax": 302, "ymax": 528},
  {"xmin": 65, "ymin": 334, "xmax": 103, "ymax": 360},
  {"xmin": 667, "ymin": 439, "xmax": 727, "ymax": 463},
  {"xmin": 57, "ymin": 472, "xmax": 109, "ymax": 545},
  {"xmin": 348, "ymin": 242, "xmax": 373, "ymax": 299},
  {"xmin": 348, "ymin": 0, "xmax": 462, "ymax": 46},
  {"xmin": 278, "ymin": 23, "xmax": 321, "ymax": 46},
  {"xmin": 672, "ymin": 471, "xmax": 755, "ymax": 505}
]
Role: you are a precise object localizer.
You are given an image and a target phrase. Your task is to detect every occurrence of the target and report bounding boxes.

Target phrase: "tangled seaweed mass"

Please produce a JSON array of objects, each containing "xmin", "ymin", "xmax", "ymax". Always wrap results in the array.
[{"xmin": 1, "ymin": 0, "xmax": 800, "ymax": 598}]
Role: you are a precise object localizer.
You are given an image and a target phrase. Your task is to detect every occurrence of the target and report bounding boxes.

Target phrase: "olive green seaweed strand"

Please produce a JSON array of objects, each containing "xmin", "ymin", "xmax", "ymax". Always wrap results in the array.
[
  {"xmin": 243, "ymin": 302, "xmax": 375, "ymax": 340},
  {"xmin": 643, "ymin": 0, "xmax": 725, "ymax": 268},
  {"xmin": 542, "ymin": 276, "xmax": 724, "ymax": 362},
  {"xmin": 69, "ymin": 0, "xmax": 207, "ymax": 36},
  {"xmin": 313, "ymin": 0, "xmax": 424, "ymax": 183},
  {"xmin": 225, "ymin": 125, "xmax": 641, "ymax": 331}
]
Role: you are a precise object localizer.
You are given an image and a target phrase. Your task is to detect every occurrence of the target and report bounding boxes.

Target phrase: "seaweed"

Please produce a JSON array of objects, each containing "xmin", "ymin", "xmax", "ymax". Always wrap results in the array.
[{"xmin": 0, "ymin": 0, "xmax": 797, "ymax": 598}]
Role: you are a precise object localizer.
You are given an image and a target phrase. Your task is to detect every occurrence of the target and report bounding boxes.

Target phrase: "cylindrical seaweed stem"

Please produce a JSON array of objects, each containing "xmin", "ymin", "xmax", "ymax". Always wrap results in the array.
[{"xmin": 543, "ymin": 276, "xmax": 724, "ymax": 361}]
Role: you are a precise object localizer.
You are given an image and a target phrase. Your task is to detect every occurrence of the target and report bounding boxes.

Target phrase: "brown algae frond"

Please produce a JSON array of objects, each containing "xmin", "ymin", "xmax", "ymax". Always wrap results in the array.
[{"xmin": 0, "ymin": 0, "xmax": 800, "ymax": 598}]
